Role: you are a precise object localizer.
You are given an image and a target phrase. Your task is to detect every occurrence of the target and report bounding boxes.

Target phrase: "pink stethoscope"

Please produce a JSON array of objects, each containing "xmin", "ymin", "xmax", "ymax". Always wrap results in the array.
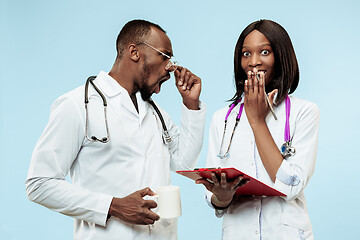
[{"xmin": 217, "ymin": 95, "xmax": 295, "ymax": 159}]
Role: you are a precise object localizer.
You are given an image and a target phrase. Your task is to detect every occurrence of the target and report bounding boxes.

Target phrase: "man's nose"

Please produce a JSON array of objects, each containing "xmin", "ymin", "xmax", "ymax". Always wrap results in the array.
[{"xmin": 165, "ymin": 61, "xmax": 174, "ymax": 72}]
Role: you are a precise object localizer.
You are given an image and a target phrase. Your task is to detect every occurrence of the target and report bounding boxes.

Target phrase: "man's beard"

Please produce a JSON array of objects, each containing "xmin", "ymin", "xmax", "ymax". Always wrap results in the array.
[{"xmin": 139, "ymin": 59, "xmax": 153, "ymax": 101}]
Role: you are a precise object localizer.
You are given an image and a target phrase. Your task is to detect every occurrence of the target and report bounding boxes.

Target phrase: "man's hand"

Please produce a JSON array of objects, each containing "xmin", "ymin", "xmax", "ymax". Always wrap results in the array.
[
  {"xmin": 174, "ymin": 66, "xmax": 201, "ymax": 110},
  {"xmin": 108, "ymin": 187, "xmax": 160, "ymax": 225}
]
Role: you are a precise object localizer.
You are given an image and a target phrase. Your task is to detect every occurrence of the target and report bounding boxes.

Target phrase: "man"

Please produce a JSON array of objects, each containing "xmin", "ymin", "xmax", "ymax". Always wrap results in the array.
[{"xmin": 26, "ymin": 20, "xmax": 206, "ymax": 239}]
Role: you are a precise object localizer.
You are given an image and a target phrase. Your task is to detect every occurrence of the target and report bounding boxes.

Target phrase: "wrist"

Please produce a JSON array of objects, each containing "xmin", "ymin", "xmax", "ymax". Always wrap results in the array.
[
  {"xmin": 108, "ymin": 197, "xmax": 115, "ymax": 216},
  {"xmin": 109, "ymin": 197, "xmax": 123, "ymax": 217},
  {"xmin": 211, "ymin": 195, "xmax": 232, "ymax": 209},
  {"xmin": 249, "ymin": 118, "xmax": 267, "ymax": 129},
  {"xmin": 183, "ymin": 99, "xmax": 200, "ymax": 110}
]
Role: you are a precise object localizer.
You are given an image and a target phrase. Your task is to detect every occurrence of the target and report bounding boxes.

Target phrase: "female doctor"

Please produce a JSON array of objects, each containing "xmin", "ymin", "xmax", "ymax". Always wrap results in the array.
[{"xmin": 196, "ymin": 19, "xmax": 319, "ymax": 239}]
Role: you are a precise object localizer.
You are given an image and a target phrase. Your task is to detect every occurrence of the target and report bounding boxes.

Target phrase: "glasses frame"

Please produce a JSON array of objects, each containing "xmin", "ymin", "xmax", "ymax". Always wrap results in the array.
[{"xmin": 142, "ymin": 42, "xmax": 178, "ymax": 71}]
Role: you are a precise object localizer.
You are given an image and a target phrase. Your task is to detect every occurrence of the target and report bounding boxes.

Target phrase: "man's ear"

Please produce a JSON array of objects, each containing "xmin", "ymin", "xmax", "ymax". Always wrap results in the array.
[{"xmin": 128, "ymin": 44, "xmax": 140, "ymax": 62}]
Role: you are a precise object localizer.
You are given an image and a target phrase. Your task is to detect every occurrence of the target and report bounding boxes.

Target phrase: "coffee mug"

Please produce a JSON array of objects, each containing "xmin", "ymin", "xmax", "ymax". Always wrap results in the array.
[{"xmin": 149, "ymin": 186, "xmax": 182, "ymax": 219}]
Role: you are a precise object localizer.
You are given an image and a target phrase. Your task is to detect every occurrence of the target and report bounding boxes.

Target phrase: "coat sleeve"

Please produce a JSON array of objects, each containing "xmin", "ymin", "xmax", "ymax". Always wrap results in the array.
[
  {"xmin": 164, "ymin": 101, "xmax": 206, "ymax": 171},
  {"xmin": 25, "ymin": 96, "xmax": 113, "ymax": 226},
  {"xmin": 274, "ymin": 101, "xmax": 320, "ymax": 201}
]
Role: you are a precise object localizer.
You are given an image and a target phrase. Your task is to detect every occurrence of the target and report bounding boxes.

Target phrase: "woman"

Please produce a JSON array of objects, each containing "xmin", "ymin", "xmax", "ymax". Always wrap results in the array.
[{"xmin": 196, "ymin": 20, "xmax": 319, "ymax": 239}]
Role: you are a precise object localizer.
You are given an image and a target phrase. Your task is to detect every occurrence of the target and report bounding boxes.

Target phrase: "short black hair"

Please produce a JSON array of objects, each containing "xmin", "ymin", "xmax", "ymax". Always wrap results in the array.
[
  {"xmin": 232, "ymin": 19, "xmax": 299, "ymax": 104},
  {"xmin": 116, "ymin": 19, "xmax": 166, "ymax": 59}
]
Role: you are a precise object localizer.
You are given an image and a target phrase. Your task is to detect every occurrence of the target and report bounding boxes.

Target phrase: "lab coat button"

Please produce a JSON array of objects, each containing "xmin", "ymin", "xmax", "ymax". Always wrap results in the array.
[{"xmin": 255, "ymin": 230, "xmax": 258, "ymax": 234}]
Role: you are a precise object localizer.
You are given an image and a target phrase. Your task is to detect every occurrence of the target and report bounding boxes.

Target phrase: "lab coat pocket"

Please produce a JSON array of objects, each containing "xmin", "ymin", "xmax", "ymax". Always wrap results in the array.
[
  {"xmin": 281, "ymin": 222, "xmax": 313, "ymax": 240},
  {"xmin": 281, "ymin": 211, "xmax": 312, "ymax": 231},
  {"xmin": 280, "ymin": 197, "xmax": 313, "ymax": 239}
]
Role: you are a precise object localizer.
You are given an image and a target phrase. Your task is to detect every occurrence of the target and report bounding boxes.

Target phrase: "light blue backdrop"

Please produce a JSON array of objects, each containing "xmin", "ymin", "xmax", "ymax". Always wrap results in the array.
[{"xmin": 1, "ymin": 0, "xmax": 359, "ymax": 239}]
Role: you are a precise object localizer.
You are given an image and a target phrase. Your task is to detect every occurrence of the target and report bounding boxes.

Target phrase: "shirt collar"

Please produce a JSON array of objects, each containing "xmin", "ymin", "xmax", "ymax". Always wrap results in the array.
[
  {"xmin": 93, "ymin": 71, "xmax": 125, "ymax": 98},
  {"xmin": 93, "ymin": 71, "xmax": 149, "ymax": 119}
]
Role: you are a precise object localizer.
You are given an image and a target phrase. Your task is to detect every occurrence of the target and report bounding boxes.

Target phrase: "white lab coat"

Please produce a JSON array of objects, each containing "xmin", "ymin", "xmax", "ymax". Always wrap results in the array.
[
  {"xmin": 205, "ymin": 95, "xmax": 319, "ymax": 240},
  {"xmin": 26, "ymin": 71, "xmax": 206, "ymax": 240}
]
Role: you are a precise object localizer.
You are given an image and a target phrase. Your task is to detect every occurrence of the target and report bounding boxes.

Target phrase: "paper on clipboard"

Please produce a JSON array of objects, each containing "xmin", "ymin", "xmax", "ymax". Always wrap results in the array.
[{"xmin": 176, "ymin": 167, "xmax": 286, "ymax": 197}]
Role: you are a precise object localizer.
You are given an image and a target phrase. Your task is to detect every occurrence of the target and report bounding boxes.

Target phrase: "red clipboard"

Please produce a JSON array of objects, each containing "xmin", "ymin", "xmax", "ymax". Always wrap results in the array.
[{"xmin": 176, "ymin": 167, "xmax": 286, "ymax": 197}]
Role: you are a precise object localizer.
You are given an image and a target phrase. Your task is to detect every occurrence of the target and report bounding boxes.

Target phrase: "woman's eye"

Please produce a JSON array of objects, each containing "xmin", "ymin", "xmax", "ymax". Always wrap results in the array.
[
  {"xmin": 243, "ymin": 52, "xmax": 250, "ymax": 57},
  {"xmin": 261, "ymin": 49, "xmax": 270, "ymax": 55}
]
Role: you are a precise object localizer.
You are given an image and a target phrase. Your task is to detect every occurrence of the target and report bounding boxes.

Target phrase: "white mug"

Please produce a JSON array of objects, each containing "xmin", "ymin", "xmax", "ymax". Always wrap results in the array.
[{"xmin": 153, "ymin": 186, "xmax": 182, "ymax": 219}]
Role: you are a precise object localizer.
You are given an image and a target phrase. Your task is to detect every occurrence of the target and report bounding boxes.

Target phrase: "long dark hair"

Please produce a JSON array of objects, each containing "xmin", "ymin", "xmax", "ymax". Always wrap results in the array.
[{"xmin": 232, "ymin": 19, "xmax": 299, "ymax": 104}]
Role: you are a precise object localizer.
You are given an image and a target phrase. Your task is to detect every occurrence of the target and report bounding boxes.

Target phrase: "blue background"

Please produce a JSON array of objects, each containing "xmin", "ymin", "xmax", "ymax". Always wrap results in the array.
[{"xmin": 1, "ymin": 0, "xmax": 359, "ymax": 239}]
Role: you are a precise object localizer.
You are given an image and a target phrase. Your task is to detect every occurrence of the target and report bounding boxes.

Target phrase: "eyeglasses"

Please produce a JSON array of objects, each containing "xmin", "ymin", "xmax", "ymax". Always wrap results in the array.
[{"xmin": 142, "ymin": 42, "xmax": 179, "ymax": 72}]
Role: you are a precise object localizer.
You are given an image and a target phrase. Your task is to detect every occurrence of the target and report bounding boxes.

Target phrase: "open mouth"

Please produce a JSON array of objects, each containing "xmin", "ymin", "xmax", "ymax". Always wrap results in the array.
[
  {"xmin": 155, "ymin": 75, "xmax": 170, "ymax": 93},
  {"xmin": 159, "ymin": 75, "xmax": 169, "ymax": 87}
]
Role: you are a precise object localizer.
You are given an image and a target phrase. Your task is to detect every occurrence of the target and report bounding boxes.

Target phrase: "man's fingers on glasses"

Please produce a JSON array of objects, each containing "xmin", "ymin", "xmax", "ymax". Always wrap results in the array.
[
  {"xmin": 186, "ymin": 75, "xmax": 197, "ymax": 90},
  {"xmin": 175, "ymin": 65, "xmax": 183, "ymax": 71},
  {"xmin": 183, "ymin": 72, "xmax": 192, "ymax": 90},
  {"xmin": 179, "ymin": 71, "xmax": 190, "ymax": 90},
  {"xmin": 179, "ymin": 68, "xmax": 187, "ymax": 83},
  {"xmin": 174, "ymin": 70, "xmax": 182, "ymax": 85},
  {"xmin": 176, "ymin": 67, "xmax": 186, "ymax": 87}
]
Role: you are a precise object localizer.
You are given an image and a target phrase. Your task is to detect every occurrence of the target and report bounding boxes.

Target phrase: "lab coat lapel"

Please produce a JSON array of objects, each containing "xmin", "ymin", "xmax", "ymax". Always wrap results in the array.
[
  {"xmin": 135, "ymin": 91, "xmax": 149, "ymax": 126},
  {"xmin": 94, "ymin": 71, "xmax": 139, "ymax": 118},
  {"xmin": 119, "ymin": 92, "xmax": 140, "ymax": 118}
]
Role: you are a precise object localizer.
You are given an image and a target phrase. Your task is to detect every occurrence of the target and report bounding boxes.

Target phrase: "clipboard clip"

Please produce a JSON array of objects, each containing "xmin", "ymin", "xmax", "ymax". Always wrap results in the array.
[{"xmin": 194, "ymin": 167, "xmax": 219, "ymax": 171}]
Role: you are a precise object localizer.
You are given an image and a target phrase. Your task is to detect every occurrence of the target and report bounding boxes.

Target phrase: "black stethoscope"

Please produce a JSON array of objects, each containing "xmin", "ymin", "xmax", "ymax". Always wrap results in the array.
[
  {"xmin": 84, "ymin": 76, "xmax": 172, "ymax": 144},
  {"xmin": 217, "ymin": 95, "xmax": 295, "ymax": 160}
]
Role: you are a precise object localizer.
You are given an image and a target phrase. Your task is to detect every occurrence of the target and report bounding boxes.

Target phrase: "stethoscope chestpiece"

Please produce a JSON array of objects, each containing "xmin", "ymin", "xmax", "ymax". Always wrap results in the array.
[
  {"xmin": 280, "ymin": 141, "xmax": 296, "ymax": 159},
  {"xmin": 163, "ymin": 130, "xmax": 172, "ymax": 144},
  {"xmin": 148, "ymin": 98, "xmax": 172, "ymax": 144}
]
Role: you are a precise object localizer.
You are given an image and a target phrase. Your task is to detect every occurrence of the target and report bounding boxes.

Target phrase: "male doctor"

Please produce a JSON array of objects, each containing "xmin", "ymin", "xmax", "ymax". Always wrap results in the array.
[{"xmin": 26, "ymin": 19, "xmax": 206, "ymax": 239}]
